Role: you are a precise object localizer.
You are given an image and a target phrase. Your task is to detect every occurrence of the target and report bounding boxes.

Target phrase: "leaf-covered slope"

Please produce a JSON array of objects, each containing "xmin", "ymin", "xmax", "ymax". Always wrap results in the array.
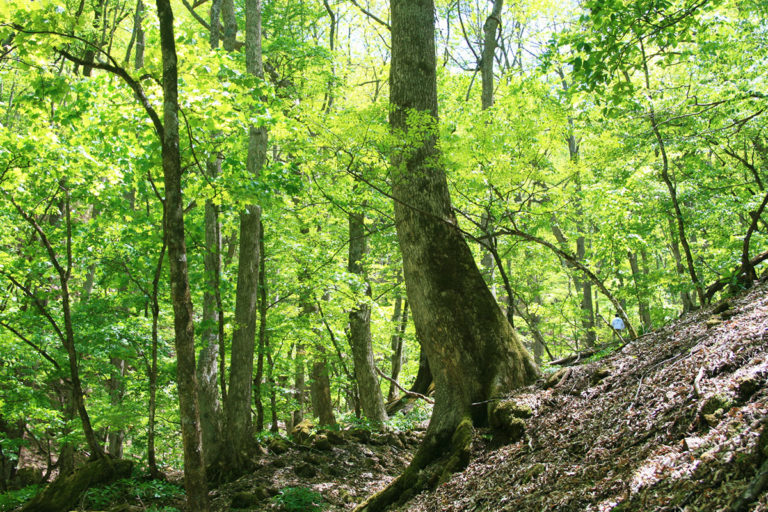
[{"xmin": 402, "ymin": 281, "xmax": 768, "ymax": 512}]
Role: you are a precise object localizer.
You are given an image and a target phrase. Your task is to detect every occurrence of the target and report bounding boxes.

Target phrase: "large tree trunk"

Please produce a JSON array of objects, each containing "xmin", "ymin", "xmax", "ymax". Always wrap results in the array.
[
  {"xmin": 348, "ymin": 208, "xmax": 388, "ymax": 423},
  {"xmin": 356, "ymin": 2, "xmax": 539, "ymax": 509},
  {"xmin": 310, "ymin": 355, "xmax": 336, "ymax": 427},
  {"xmin": 155, "ymin": 0, "xmax": 208, "ymax": 507},
  {"xmin": 223, "ymin": 0, "xmax": 268, "ymax": 475}
]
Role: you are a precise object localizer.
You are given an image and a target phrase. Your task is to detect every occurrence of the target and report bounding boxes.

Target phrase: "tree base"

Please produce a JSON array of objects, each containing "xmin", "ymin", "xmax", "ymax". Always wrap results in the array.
[
  {"xmin": 21, "ymin": 457, "xmax": 132, "ymax": 512},
  {"xmin": 353, "ymin": 416, "xmax": 473, "ymax": 512}
]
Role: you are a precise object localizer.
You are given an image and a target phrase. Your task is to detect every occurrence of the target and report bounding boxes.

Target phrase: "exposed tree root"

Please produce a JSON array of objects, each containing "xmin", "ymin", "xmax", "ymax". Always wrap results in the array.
[
  {"xmin": 21, "ymin": 457, "xmax": 132, "ymax": 512},
  {"xmin": 353, "ymin": 416, "xmax": 473, "ymax": 512}
]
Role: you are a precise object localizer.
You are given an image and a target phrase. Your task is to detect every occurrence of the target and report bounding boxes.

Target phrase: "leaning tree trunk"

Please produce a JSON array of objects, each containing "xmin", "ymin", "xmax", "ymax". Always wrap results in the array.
[
  {"xmin": 155, "ymin": 0, "xmax": 208, "ymax": 507},
  {"xmin": 356, "ymin": 2, "xmax": 539, "ymax": 509}
]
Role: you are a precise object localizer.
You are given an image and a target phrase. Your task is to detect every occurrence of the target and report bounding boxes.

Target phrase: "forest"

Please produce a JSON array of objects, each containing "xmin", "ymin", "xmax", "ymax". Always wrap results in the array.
[{"xmin": 0, "ymin": 0, "xmax": 766, "ymax": 510}]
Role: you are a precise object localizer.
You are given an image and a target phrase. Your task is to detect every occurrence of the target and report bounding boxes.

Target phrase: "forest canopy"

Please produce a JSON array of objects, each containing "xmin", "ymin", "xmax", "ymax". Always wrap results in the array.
[{"xmin": 0, "ymin": 0, "xmax": 766, "ymax": 508}]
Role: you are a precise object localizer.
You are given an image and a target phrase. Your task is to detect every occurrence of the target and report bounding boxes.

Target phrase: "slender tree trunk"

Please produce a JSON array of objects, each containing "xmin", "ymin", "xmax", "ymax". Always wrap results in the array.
[
  {"xmin": 291, "ymin": 342, "xmax": 305, "ymax": 430},
  {"xmin": 107, "ymin": 356, "xmax": 126, "ymax": 458},
  {"xmin": 155, "ymin": 0, "xmax": 208, "ymax": 506},
  {"xmin": 197, "ymin": 1, "xmax": 224, "ymax": 468},
  {"xmin": 197, "ymin": 158, "xmax": 223, "ymax": 470},
  {"xmin": 409, "ymin": 346, "xmax": 432, "ymax": 396},
  {"xmin": 639, "ymin": 38, "xmax": 705, "ymax": 306},
  {"xmin": 628, "ymin": 250, "xmax": 652, "ymax": 331},
  {"xmin": 254, "ymin": 223, "xmax": 267, "ymax": 432},
  {"xmin": 147, "ymin": 236, "xmax": 165, "ymax": 479},
  {"xmin": 356, "ymin": 2, "xmax": 539, "ymax": 508},
  {"xmin": 224, "ymin": 0, "xmax": 268, "ymax": 474},
  {"xmin": 667, "ymin": 216, "xmax": 696, "ymax": 312},
  {"xmin": 348, "ymin": 208, "xmax": 388, "ymax": 423},
  {"xmin": 387, "ymin": 295, "xmax": 408, "ymax": 402}
]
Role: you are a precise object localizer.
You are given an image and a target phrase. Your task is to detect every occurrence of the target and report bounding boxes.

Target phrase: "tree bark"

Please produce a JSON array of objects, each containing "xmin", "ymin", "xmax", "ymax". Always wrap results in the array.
[
  {"xmin": 387, "ymin": 295, "xmax": 408, "ymax": 402},
  {"xmin": 197, "ymin": 0, "xmax": 224, "ymax": 469},
  {"xmin": 480, "ymin": 0, "xmax": 503, "ymax": 110},
  {"xmin": 310, "ymin": 355, "xmax": 336, "ymax": 427},
  {"xmin": 197, "ymin": 158, "xmax": 223, "ymax": 471},
  {"xmin": 223, "ymin": 0, "xmax": 268, "ymax": 475},
  {"xmin": 348, "ymin": 208, "xmax": 388, "ymax": 423},
  {"xmin": 356, "ymin": 2, "xmax": 539, "ymax": 508},
  {"xmin": 639, "ymin": 37, "xmax": 706, "ymax": 306},
  {"xmin": 628, "ymin": 250, "xmax": 652, "ymax": 331},
  {"xmin": 155, "ymin": 0, "xmax": 208, "ymax": 507},
  {"xmin": 254, "ymin": 222, "xmax": 267, "ymax": 432}
]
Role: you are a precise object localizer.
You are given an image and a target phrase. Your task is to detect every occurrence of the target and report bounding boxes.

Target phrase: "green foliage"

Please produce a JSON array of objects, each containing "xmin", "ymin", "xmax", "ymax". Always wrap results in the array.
[
  {"xmin": 81, "ymin": 478, "xmax": 183, "ymax": 510},
  {"xmin": 386, "ymin": 404, "xmax": 431, "ymax": 432},
  {"xmin": 272, "ymin": 486, "xmax": 326, "ymax": 512},
  {"xmin": 0, "ymin": 485, "xmax": 42, "ymax": 511}
]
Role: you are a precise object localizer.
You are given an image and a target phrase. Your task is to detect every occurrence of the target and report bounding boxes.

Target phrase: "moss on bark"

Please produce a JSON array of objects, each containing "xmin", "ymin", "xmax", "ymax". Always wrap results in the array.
[{"xmin": 21, "ymin": 458, "xmax": 132, "ymax": 512}]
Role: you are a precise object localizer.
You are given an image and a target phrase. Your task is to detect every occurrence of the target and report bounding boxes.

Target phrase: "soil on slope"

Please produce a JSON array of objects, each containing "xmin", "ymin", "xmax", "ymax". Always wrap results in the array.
[
  {"xmin": 208, "ymin": 428, "xmax": 422, "ymax": 511},
  {"xmin": 400, "ymin": 281, "xmax": 768, "ymax": 512}
]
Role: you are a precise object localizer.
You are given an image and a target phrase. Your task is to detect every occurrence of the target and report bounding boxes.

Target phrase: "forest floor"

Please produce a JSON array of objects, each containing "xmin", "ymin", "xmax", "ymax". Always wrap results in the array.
[
  {"xmin": 396, "ymin": 279, "xmax": 768, "ymax": 512},
  {"xmin": 10, "ymin": 281, "xmax": 768, "ymax": 512},
  {"xmin": 204, "ymin": 427, "xmax": 421, "ymax": 511}
]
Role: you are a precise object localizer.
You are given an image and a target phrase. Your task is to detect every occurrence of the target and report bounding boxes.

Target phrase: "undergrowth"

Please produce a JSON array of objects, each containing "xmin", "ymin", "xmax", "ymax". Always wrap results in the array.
[
  {"xmin": 80, "ymin": 476, "xmax": 183, "ymax": 511},
  {"xmin": 272, "ymin": 486, "xmax": 326, "ymax": 512},
  {"xmin": 0, "ymin": 484, "xmax": 41, "ymax": 511}
]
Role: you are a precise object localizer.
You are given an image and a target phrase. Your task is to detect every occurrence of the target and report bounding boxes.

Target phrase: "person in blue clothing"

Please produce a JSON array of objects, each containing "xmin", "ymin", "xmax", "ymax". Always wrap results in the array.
[{"xmin": 611, "ymin": 313, "xmax": 625, "ymax": 341}]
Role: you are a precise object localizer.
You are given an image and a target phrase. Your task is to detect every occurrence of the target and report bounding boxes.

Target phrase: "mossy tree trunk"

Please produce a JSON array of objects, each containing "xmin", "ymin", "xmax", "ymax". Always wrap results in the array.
[
  {"xmin": 356, "ymin": 1, "xmax": 539, "ymax": 509},
  {"xmin": 155, "ymin": 0, "xmax": 209, "ymax": 507},
  {"xmin": 223, "ymin": 0, "xmax": 268, "ymax": 476},
  {"xmin": 348, "ymin": 206, "xmax": 388, "ymax": 423}
]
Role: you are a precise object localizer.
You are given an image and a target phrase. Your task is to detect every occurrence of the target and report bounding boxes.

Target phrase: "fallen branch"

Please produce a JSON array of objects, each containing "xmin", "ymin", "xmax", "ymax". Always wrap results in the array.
[{"xmin": 376, "ymin": 367, "xmax": 434, "ymax": 404}]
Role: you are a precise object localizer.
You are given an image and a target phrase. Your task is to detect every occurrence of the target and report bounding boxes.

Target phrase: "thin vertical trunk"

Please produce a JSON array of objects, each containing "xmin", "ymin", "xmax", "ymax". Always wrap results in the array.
[
  {"xmin": 292, "ymin": 342, "xmax": 305, "ymax": 429},
  {"xmin": 639, "ymin": 38, "xmax": 705, "ymax": 306},
  {"xmin": 155, "ymin": 0, "xmax": 208, "ymax": 506},
  {"xmin": 254, "ymin": 223, "xmax": 267, "ymax": 431},
  {"xmin": 628, "ymin": 250, "xmax": 652, "ymax": 331},
  {"xmin": 408, "ymin": 346, "xmax": 432, "ymax": 396},
  {"xmin": 224, "ymin": 0, "xmax": 268, "ymax": 474},
  {"xmin": 147, "ymin": 236, "xmax": 165, "ymax": 478},
  {"xmin": 387, "ymin": 295, "xmax": 408, "ymax": 402},
  {"xmin": 667, "ymin": 216, "xmax": 696, "ymax": 312},
  {"xmin": 348, "ymin": 209, "xmax": 388, "ymax": 423},
  {"xmin": 197, "ymin": 0, "xmax": 224, "ymax": 469},
  {"xmin": 107, "ymin": 356, "xmax": 126, "ymax": 458},
  {"xmin": 221, "ymin": 0, "xmax": 237, "ymax": 51},
  {"xmin": 197, "ymin": 158, "xmax": 223, "ymax": 470},
  {"xmin": 134, "ymin": 0, "xmax": 145, "ymax": 69}
]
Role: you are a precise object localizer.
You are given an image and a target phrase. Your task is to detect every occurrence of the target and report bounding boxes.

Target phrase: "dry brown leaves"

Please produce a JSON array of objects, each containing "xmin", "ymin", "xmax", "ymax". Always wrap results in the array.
[{"xmin": 401, "ymin": 281, "xmax": 768, "ymax": 512}]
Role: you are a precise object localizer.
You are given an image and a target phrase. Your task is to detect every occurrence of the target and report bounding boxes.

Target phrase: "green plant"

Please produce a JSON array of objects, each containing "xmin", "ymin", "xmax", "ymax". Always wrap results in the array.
[
  {"xmin": 386, "ymin": 403, "xmax": 431, "ymax": 432},
  {"xmin": 272, "ymin": 486, "xmax": 326, "ymax": 512},
  {"xmin": 0, "ymin": 484, "xmax": 42, "ymax": 511},
  {"xmin": 81, "ymin": 477, "xmax": 184, "ymax": 509}
]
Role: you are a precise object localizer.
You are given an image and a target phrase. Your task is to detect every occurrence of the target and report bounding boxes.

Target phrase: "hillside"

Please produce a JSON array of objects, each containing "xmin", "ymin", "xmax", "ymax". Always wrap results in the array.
[{"xmin": 398, "ymin": 281, "xmax": 768, "ymax": 512}]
